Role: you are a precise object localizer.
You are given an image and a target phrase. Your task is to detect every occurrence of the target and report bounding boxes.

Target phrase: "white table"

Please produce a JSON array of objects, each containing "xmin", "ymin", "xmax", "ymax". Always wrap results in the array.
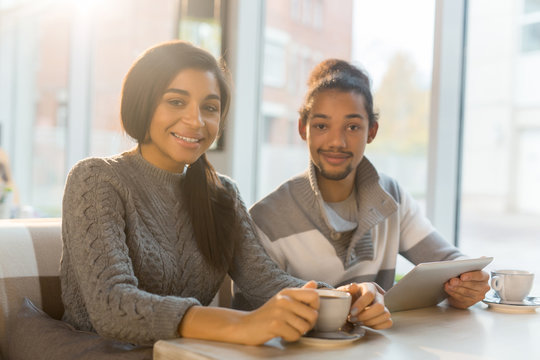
[{"xmin": 153, "ymin": 303, "xmax": 540, "ymax": 359}]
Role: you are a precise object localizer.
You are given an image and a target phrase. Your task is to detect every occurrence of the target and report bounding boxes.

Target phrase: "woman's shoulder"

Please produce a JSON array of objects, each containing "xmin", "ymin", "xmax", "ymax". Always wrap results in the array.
[
  {"xmin": 66, "ymin": 152, "xmax": 135, "ymax": 185},
  {"xmin": 68, "ymin": 156, "xmax": 114, "ymax": 178},
  {"xmin": 216, "ymin": 173, "xmax": 237, "ymax": 190}
]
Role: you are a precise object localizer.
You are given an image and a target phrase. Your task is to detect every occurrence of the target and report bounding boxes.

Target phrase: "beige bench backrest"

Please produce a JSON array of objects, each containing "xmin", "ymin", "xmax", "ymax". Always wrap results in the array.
[{"xmin": 0, "ymin": 218, "xmax": 63, "ymax": 359}]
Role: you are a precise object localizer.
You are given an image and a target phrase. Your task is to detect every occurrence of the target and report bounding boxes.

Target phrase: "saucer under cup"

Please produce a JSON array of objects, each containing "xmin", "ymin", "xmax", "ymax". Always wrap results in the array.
[{"xmin": 491, "ymin": 270, "xmax": 534, "ymax": 303}]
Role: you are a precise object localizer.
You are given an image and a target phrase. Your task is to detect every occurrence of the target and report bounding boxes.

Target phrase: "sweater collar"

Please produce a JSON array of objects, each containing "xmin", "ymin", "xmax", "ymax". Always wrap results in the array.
[
  {"xmin": 302, "ymin": 157, "xmax": 398, "ymax": 232},
  {"xmin": 307, "ymin": 157, "xmax": 381, "ymax": 199},
  {"xmin": 123, "ymin": 149, "xmax": 185, "ymax": 186}
]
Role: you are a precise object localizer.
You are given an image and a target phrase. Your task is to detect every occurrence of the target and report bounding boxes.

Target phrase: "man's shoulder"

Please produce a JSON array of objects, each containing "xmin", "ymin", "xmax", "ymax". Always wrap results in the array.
[
  {"xmin": 249, "ymin": 172, "xmax": 316, "ymax": 240},
  {"xmin": 250, "ymin": 173, "xmax": 308, "ymax": 215},
  {"xmin": 376, "ymin": 173, "xmax": 402, "ymax": 204}
]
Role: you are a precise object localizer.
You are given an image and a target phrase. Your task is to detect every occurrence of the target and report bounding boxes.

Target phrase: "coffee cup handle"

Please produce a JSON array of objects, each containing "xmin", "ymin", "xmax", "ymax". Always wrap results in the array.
[{"xmin": 491, "ymin": 276, "xmax": 503, "ymax": 291}]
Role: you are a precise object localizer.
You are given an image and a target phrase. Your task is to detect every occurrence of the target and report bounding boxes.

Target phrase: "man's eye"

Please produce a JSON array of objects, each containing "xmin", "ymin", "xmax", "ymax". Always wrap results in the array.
[
  {"xmin": 315, "ymin": 124, "xmax": 326, "ymax": 130},
  {"xmin": 348, "ymin": 124, "xmax": 360, "ymax": 131}
]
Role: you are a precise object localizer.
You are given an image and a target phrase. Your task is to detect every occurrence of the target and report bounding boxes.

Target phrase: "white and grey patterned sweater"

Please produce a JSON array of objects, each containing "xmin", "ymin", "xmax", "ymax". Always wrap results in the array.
[{"xmin": 249, "ymin": 158, "xmax": 464, "ymax": 290}]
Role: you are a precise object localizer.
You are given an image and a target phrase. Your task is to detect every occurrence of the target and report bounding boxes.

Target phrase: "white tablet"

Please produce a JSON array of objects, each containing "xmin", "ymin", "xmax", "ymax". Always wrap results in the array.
[{"xmin": 384, "ymin": 257, "xmax": 493, "ymax": 312}]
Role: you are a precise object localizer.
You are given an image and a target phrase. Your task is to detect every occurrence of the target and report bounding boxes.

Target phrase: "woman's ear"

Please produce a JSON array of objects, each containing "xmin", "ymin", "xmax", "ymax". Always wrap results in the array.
[{"xmin": 298, "ymin": 118, "xmax": 307, "ymax": 141}]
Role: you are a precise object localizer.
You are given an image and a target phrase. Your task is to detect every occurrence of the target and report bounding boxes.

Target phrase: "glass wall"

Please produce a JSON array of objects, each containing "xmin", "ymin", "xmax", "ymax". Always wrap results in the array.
[
  {"xmin": 460, "ymin": 0, "xmax": 540, "ymax": 291},
  {"xmin": 0, "ymin": 0, "xmax": 226, "ymax": 218},
  {"xmin": 256, "ymin": 0, "xmax": 435, "ymax": 212}
]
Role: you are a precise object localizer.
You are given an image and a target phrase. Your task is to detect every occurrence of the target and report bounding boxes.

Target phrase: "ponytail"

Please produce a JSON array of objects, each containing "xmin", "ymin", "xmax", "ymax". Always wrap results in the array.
[{"xmin": 183, "ymin": 154, "xmax": 236, "ymax": 272}]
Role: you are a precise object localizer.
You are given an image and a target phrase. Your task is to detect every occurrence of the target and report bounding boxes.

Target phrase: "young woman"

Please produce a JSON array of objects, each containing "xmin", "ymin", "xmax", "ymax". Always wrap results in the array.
[{"xmin": 60, "ymin": 40, "xmax": 321, "ymax": 347}]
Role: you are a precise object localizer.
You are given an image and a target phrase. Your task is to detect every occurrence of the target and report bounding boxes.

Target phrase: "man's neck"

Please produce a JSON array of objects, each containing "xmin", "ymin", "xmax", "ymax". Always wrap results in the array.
[{"xmin": 317, "ymin": 172, "xmax": 356, "ymax": 203}]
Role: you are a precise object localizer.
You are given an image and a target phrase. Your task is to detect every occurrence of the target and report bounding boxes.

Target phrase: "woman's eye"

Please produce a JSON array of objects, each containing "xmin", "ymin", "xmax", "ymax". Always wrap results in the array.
[
  {"xmin": 348, "ymin": 124, "xmax": 361, "ymax": 131},
  {"xmin": 314, "ymin": 124, "xmax": 326, "ymax": 130},
  {"xmin": 203, "ymin": 104, "xmax": 219, "ymax": 113},
  {"xmin": 167, "ymin": 99, "xmax": 185, "ymax": 107}
]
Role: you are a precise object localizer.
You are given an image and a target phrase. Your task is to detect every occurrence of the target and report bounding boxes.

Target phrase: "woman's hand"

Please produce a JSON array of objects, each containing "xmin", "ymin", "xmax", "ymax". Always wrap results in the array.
[
  {"xmin": 179, "ymin": 281, "xmax": 320, "ymax": 345},
  {"xmin": 337, "ymin": 282, "xmax": 392, "ymax": 330},
  {"xmin": 233, "ymin": 281, "xmax": 319, "ymax": 345}
]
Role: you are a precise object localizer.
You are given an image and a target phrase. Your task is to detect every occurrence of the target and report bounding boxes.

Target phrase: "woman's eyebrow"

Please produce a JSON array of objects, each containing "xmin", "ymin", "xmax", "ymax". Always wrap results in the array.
[
  {"xmin": 164, "ymin": 88, "xmax": 220, "ymax": 101},
  {"xmin": 164, "ymin": 88, "xmax": 189, "ymax": 96}
]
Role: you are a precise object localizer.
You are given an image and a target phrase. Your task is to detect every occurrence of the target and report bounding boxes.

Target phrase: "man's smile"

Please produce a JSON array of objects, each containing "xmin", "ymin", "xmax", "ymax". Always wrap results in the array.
[{"xmin": 318, "ymin": 150, "xmax": 353, "ymax": 165}]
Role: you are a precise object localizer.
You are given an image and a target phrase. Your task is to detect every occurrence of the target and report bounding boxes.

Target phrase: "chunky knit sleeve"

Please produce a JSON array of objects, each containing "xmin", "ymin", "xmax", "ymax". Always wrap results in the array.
[
  {"xmin": 222, "ymin": 177, "xmax": 328, "ymax": 310},
  {"xmin": 61, "ymin": 159, "xmax": 199, "ymax": 345}
]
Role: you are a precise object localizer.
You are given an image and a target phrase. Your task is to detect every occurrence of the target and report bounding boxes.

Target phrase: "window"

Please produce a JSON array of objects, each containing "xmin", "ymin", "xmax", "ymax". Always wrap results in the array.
[
  {"xmin": 521, "ymin": 0, "xmax": 540, "ymax": 52},
  {"xmin": 313, "ymin": 0, "xmax": 323, "ymax": 28},
  {"xmin": 179, "ymin": 0, "xmax": 225, "ymax": 59},
  {"xmin": 524, "ymin": 0, "xmax": 540, "ymax": 13},
  {"xmin": 290, "ymin": 0, "xmax": 301, "ymax": 21},
  {"xmin": 257, "ymin": 0, "xmax": 435, "ymax": 205},
  {"xmin": 522, "ymin": 22, "xmax": 540, "ymax": 52},
  {"xmin": 460, "ymin": 0, "xmax": 540, "ymax": 290},
  {"xmin": 262, "ymin": 28, "xmax": 289, "ymax": 88},
  {"xmin": 0, "ymin": 0, "xmax": 228, "ymax": 218}
]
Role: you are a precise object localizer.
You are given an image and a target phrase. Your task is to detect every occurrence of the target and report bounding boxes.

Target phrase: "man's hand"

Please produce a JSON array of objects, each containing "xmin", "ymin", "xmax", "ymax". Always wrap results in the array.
[
  {"xmin": 444, "ymin": 270, "xmax": 490, "ymax": 309},
  {"xmin": 337, "ymin": 282, "xmax": 392, "ymax": 330}
]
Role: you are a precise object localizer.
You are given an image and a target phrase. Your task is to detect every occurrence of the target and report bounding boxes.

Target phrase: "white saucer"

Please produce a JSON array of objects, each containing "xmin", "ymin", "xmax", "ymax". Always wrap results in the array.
[
  {"xmin": 298, "ymin": 327, "xmax": 366, "ymax": 347},
  {"xmin": 483, "ymin": 296, "xmax": 540, "ymax": 313}
]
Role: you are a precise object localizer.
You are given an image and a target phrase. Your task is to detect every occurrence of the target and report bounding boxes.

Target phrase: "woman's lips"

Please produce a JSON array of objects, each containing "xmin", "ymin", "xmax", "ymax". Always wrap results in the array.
[{"xmin": 171, "ymin": 132, "xmax": 202, "ymax": 148}]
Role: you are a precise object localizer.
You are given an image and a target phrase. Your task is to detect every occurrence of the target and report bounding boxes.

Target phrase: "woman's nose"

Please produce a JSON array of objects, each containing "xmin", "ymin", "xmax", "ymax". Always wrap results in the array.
[{"xmin": 182, "ymin": 103, "xmax": 204, "ymax": 128}]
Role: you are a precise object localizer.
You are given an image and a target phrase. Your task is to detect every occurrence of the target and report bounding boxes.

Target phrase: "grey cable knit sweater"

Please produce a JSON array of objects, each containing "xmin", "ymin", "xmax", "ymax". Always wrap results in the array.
[{"xmin": 60, "ymin": 150, "xmax": 307, "ymax": 346}]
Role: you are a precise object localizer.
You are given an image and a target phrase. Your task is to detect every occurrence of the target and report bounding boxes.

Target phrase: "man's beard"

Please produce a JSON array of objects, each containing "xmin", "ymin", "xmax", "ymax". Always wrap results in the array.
[{"xmin": 314, "ymin": 162, "xmax": 354, "ymax": 181}]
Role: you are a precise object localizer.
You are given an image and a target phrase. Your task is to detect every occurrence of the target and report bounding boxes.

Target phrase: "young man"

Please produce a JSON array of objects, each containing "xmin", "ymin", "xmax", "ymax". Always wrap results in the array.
[{"xmin": 249, "ymin": 59, "xmax": 490, "ymax": 309}]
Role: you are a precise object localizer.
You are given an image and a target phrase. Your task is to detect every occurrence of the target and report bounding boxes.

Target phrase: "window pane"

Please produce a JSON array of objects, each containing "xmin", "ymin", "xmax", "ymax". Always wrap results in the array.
[
  {"xmin": 0, "ymin": 2, "xmax": 71, "ymax": 218},
  {"xmin": 461, "ymin": 0, "xmax": 540, "ymax": 291},
  {"xmin": 356, "ymin": 0, "xmax": 435, "ymax": 212},
  {"xmin": 257, "ymin": 0, "xmax": 354, "ymax": 198},
  {"xmin": 524, "ymin": 0, "xmax": 540, "ymax": 13},
  {"xmin": 257, "ymin": 0, "xmax": 435, "ymax": 213},
  {"xmin": 0, "ymin": 0, "xmax": 186, "ymax": 218},
  {"xmin": 522, "ymin": 22, "xmax": 540, "ymax": 53}
]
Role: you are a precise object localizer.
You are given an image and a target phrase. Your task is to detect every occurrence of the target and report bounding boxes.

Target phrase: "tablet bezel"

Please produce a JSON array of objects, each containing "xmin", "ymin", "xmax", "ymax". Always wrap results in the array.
[{"xmin": 385, "ymin": 257, "xmax": 493, "ymax": 312}]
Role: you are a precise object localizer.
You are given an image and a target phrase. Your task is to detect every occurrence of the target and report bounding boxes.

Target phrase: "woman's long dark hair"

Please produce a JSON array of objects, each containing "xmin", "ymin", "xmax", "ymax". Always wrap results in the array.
[{"xmin": 121, "ymin": 40, "xmax": 236, "ymax": 272}]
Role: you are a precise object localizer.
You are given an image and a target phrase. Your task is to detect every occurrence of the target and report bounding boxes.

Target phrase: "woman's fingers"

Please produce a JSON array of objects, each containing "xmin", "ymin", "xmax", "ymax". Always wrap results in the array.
[
  {"xmin": 279, "ymin": 287, "xmax": 320, "ymax": 313},
  {"xmin": 260, "ymin": 288, "xmax": 319, "ymax": 341}
]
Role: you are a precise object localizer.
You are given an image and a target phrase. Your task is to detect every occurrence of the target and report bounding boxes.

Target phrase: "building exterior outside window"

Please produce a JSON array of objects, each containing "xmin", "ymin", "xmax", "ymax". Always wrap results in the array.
[
  {"xmin": 0, "ymin": 0, "xmax": 184, "ymax": 217},
  {"xmin": 460, "ymin": 0, "xmax": 540, "ymax": 290},
  {"xmin": 258, "ymin": 0, "xmax": 353, "ymax": 199}
]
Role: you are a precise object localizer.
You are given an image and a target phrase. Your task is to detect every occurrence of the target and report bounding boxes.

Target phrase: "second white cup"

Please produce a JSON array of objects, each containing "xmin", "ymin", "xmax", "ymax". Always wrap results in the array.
[{"xmin": 491, "ymin": 270, "xmax": 534, "ymax": 303}]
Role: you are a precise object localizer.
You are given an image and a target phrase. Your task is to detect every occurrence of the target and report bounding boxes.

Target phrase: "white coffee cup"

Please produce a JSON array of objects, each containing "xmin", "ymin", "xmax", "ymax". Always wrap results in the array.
[
  {"xmin": 314, "ymin": 289, "xmax": 352, "ymax": 332},
  {"xmin": 491, "ymin": 270, "xmax": 534, "ymax": 303}
]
